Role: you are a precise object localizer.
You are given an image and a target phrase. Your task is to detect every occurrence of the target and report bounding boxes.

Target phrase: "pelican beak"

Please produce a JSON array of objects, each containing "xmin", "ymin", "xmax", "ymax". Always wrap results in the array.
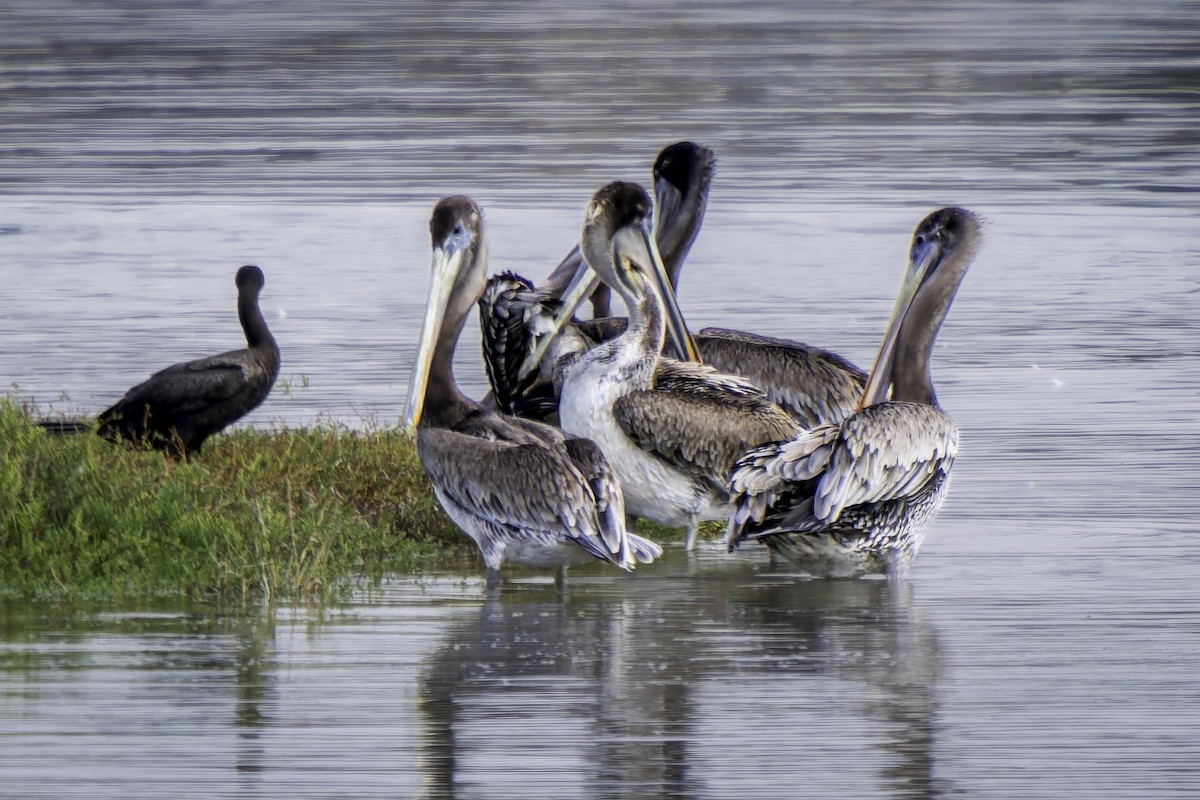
[
  {"xmin": 859, "ymin": 235, "xmax": 941, "ymax": 409},
  {"xmin": 515, "ymin": 256, "xmax": 600, "ymax": 381},
  {"xmin": 653, "ymin": 174, "xmax": 682, "ymax": 248},
  {"xmin": 403, "ymin": 244, "xmax": 462, "ymax": 430},
  {"xmin": 612, "ymin": 223, "xmax": 701, "ymax": 364}
]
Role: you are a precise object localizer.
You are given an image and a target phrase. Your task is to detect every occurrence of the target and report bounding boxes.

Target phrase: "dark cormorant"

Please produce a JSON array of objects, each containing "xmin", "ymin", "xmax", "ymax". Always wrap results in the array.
[{"xmin": 40, "ymin": 265, "xmax": 281, "ymax": 458}]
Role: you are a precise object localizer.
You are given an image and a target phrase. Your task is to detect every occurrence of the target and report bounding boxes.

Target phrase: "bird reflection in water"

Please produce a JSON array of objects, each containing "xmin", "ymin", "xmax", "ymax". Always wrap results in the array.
[{"xmin": 415, "ymin": 561, "xmax": 946, "ymax": 799}]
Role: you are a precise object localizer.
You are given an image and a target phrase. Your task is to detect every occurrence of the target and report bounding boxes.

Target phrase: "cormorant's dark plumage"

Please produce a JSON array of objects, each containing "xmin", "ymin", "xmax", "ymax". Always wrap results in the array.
[{"xmin": 60, "ymin": 265, "xmax": 281, "ymax": 458}]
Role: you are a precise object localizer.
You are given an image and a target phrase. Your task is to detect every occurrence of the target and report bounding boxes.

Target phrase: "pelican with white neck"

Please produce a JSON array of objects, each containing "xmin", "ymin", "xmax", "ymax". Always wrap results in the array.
[{"xmin": 555, "ymin": 182, "xmax": 798, "ymax": 549}]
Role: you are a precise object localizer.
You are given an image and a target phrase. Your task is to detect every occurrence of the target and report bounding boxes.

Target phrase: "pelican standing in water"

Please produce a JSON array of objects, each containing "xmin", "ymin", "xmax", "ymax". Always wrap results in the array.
[
  {"xmin": 403, "ymin": 196, "xmax": 662, "ymax": 587},
  {"xmin": 553, "ymin": 182, "xmax": 799, "ymax": 550},
  {"xmin": 725, "ymin": 208, "xmax": 982, "ymax": 577},
  {"xmin": 38, "ymin": 264, "xmax": 281, "ymax": 459},
  {"xmin": 480, "ymin": 141, "xmax": 714, "ymax": 421}
]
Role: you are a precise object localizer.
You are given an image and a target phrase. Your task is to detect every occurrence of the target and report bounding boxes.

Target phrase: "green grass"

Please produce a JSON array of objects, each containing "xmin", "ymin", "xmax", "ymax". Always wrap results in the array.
[{"xmin": 0, "ymin": 397, "xmax": 477, "ymax": 604}]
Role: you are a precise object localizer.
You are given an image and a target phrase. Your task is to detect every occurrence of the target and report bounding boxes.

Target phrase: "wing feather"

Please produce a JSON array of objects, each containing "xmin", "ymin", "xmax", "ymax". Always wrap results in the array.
[
  {"xmin": 418, "ymin": 421, "xmax": 639, "ymax": 567},
  {"xmin": 814, "ymin": 403, "xmax": 958, "ymax": 520},
  {"xmin": 726, "ymin": 402, "xmax": 957, "ymax": 547},
  {"xmin": 479, "ymin": 272, "xmax": 562, "ymax": 416},
  {"xmin": 614, "ymin": 365, "xmax": 800, "ymax": 492},
  {"xmin": 697, "ymin": 327, "xmax": 866, "ymax": 427},
  {"xmin": 107, "ymin": 354, "xmax": 249, "ymax": 416}
]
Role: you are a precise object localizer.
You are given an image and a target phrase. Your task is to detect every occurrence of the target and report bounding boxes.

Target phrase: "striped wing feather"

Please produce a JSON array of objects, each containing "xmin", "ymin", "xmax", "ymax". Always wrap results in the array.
[
  {"xmin": 418, "ymin": 416, "xmax": 638, "ymax": 567},
  {"xmin": 728, "ymin": 402, "xmax": 957, "ymax": 544},
  {"xmin": 614, "ymin": 364, "xmax": 800, "ymax": 492}
]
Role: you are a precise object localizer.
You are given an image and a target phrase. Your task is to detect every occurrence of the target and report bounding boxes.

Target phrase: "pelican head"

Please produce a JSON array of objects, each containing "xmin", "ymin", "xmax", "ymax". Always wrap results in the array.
[
  {"xmin": 581, "ymin": 181, "xmax": 701, "ymax": 363},
  {"xmin": 860, "ymin": 207, "xmax": 982, "ymax": 409},
  {"xmin": 403, "ymin": 196, "xmax": 487, "ymax": 430},
  {"xmin": 652, "ymin": 141, "xmax": 715, "ymax": 286},
  {"xmin": 581, "ymin": 181, "xmax": 655, "ymax": 293},
  {"xmin": 517, "ymin": 182, "xmax": 701, "ymax": 379}
]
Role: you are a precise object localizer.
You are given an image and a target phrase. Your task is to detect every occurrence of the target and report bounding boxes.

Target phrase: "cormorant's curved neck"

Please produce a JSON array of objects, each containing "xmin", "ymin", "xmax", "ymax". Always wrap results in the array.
[{"xmin": 238, "ymin": 288, "xmax": 277, "ymax": 353}]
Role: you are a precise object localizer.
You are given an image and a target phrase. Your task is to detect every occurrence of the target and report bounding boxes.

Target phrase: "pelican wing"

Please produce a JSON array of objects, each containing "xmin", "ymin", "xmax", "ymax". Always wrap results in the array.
[
  {"xmin": 653, "ymin": 358, "xmax": 770, "ymax": 399},
  {"xmin": 728, "ymin": 402, "xmax": 957, "ymax": 543},
  {"xmin": 417, "ymin": 424, "xmax": 629, "ymax": 565},
  {"xmin": 697, "ymin": 327, "xmax": 866, "ymax": 428},
  {"xmin": 479, "ymin": 272, "xmax": 562, "ymax": 416},
  {"xmin": 815, "ymin": 403, "xmax": 958, "ymax": 520},
  {"xmin": 614, "ymin": 366, "xmax": 799, "ymax": 492}
]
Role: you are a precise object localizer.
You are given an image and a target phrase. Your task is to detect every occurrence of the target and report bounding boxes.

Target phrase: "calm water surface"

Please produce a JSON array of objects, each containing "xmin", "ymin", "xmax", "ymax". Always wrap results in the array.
[{"xmin": 2, "ymin": 0, "xmax": 1199, "ymax": 797}]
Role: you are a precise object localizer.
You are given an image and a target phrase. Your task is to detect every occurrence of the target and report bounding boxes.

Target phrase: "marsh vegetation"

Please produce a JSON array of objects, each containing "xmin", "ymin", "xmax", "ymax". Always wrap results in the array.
[{"xmin": 0, "ymin": 398, "xmax": 479, "ymax": 602}]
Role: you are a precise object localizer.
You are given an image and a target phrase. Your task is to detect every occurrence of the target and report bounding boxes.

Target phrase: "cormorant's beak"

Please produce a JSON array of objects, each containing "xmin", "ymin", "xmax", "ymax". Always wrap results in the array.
[
  {"xmin": 403, "ymin": 243, "xmax": 462, "ymax": 430},
  {"xmin": 859, "ymin": 235, "xmax": 940, "ymax": 409},
  {"xmin": 612, "ymin": 222, "xmax": 701, "ymax": 364}
]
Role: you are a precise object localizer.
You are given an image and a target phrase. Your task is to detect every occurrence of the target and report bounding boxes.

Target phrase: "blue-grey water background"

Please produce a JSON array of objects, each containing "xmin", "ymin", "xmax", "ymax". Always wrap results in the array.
[{"xmin": 2, "ymin": 0, "xmax": 1199, "ymax": 797}]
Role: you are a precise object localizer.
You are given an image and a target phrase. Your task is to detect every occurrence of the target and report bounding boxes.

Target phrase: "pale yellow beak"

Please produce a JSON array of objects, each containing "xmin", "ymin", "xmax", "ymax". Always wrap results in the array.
[{"xmin": 403, "ymin": 245, "xmax": 462, "ymax": 430}]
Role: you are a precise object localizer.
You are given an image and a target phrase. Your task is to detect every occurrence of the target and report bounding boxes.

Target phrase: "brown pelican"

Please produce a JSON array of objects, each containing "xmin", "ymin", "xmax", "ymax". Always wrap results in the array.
[
  {"xmin": 38, "ymin": 265, "xmax": 281, "ymax": 459},
  {"xmin": 480, "ymin": 141, "xmax": 715, "ymax": 421},
  {"xmin": 725, "ymin": 208, "xmax": 981, "ymax": 577},
  {"xmin": 510, "ymin": 145, "xmax": 867, "ymax": 430},
  {"xmin": 403, "ymin": 196, "xmax": 662, "ymax": 587},
  {"xmin": 555, "ymin": 182, "xmax": 799, "ymax": 550}
]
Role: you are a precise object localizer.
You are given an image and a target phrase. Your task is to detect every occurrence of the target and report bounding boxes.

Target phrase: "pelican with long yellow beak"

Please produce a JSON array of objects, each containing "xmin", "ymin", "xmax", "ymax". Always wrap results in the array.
[
  {"xmin": 549, "ymin": 182, "xmax": 799, "ymax": 550},
  {"xmin": 403, "ymin": 196, "xmax": 661, "ymax": 587},
  {"xmin": 725, "ymin": 207, "xmax": 982, "ymax": 577}
]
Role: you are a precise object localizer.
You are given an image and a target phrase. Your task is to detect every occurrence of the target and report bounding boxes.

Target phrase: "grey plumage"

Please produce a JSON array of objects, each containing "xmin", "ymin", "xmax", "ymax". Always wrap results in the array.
[
  {"xmin": 556, "ymin": 182, "xmax": 800, "ymax": 549},
  {"xmin": 480, "ymin": 142, "xmax": 715, "ymax": 422},
  {"xmin": 406, "ymin": 196, "xmax": 661, "ymax": 583},
  {"xmin": 489, "ymin": 141, "xmax": 866, "ymax": 431},
  {"xmin": 694, "ymin": 328, "xmax": 866, "ymax": 428},
  {"xmin": 726, "ymin": 207, "xmax": 982, "ymax": 577},
  {"xmin": 557, "ymin": 319, "xmax": 866, "ymax": 428},
  {"xmin": 418, "ymin": 411, "xmax": 656, "ymax": 572},
  {"xmin": 615, "ymin": 361, "xmax": 798, "ymax": 498},
  {"xmin": 727, "ymin": 403, "xmax": 957, "ymax": 576}
]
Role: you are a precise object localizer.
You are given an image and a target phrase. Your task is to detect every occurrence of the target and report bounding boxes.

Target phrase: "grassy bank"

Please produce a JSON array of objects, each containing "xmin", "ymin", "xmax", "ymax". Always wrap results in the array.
[{"xmin": 0, "ymin": 398, "xmax": 476, "ymax": 603}]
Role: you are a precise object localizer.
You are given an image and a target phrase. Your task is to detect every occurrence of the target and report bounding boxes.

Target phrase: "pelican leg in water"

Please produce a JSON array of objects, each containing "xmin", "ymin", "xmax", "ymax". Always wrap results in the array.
[
  {"xmin": 404, "ymin": 196, "xmax": 662, "ymax": 586},
  {"xmin": 37, "ymin": 265, "xmax": 281, "ymax": 459},
  {"xmin": 551, "ymin": 182, "xmax": 799, "ymax": 550},
  {"xmin": 726, "ymin": 208, "xmax": 981, "ymax": 577},
  {"xmin": 480, "ymin": 141, "xmax": 715, "ymax": 423}
]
